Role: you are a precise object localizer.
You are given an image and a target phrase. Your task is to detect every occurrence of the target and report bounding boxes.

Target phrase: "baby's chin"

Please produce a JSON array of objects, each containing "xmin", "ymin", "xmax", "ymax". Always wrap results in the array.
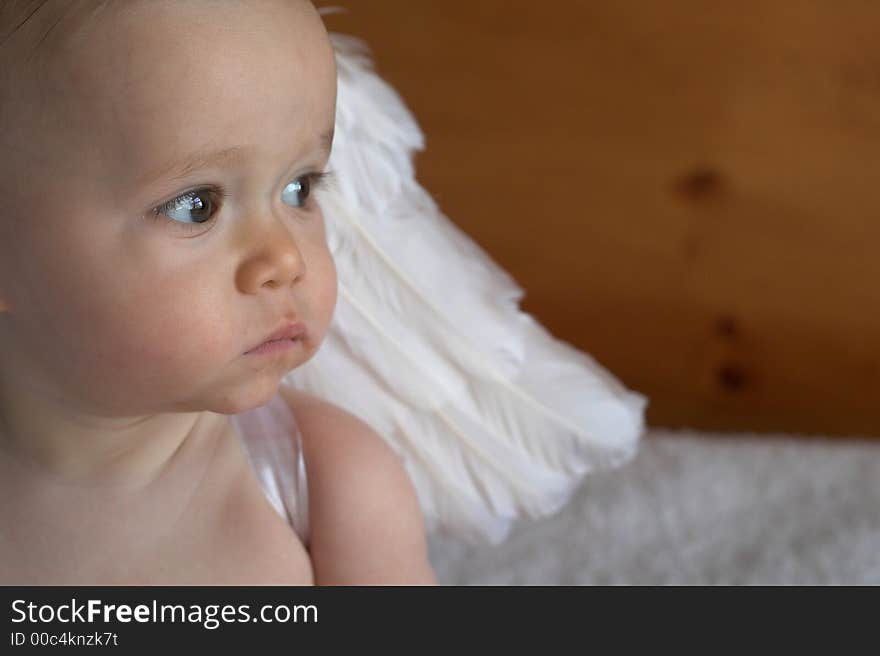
[
  {"xmin": 221, "ymin": 362, "xmax": 318, "ymax": 416},
  {"xmin": 200, "ymin": 386, "xmax": 282, "ymax": 417}
]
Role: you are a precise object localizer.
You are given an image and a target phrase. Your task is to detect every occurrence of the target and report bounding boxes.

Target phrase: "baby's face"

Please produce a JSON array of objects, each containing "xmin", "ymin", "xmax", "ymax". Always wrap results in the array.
[{"xmin": 0, "ymin": 0, "xmax": 338, "ymax": 416}]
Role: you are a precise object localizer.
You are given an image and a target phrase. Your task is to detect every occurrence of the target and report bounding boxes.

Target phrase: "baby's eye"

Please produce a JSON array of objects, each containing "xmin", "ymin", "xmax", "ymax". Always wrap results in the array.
[
  {"xmin": 153, "ymin": 189, "xmax": 219, "ymax": 228},
  {"xmin": 282, "ymin": 174, "xmax": 315, "ymax": 208},
  {"xmin": 279, "ymin": 171, "xmax": 334, "ymax": 209}
]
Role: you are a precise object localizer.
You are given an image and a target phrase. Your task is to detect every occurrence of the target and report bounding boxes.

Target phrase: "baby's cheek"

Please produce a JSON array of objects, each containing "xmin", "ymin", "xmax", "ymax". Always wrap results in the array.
[
  {"xmin": 107, "ymin": 286, "xmax": 227, "ymax": 363},
  {"xmin": 73, "ymin": 280, "xmax": 231, "ymax": 398},
  {"xmin": 310, "ymin": 248, "xmax": 338, "ymax": 341}
]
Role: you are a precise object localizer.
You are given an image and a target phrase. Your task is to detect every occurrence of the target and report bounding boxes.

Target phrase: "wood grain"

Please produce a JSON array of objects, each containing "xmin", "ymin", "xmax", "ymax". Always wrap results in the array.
[{"xmin": 318, "ymin": 1, "xmax": 880, "ymax": 437}]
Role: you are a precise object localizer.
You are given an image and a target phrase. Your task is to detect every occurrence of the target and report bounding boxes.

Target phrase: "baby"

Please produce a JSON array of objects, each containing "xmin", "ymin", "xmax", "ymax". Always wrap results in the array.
[{"xmin": 0, "ymin": 0, "xmax": 437, "ymax": 585}]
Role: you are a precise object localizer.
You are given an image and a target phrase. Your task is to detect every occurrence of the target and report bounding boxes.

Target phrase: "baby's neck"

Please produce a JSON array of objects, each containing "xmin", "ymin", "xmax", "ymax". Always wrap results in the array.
[{"xmin": 0, "ymin": 402, "xmax": 229, "ymax": 492}]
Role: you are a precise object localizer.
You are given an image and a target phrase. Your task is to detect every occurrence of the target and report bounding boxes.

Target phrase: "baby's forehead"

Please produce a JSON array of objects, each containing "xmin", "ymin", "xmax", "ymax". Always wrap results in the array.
[
  {"xmin": 4, "ymin": 1, "xmax": 326, "ymax": 73},
  {"xmin": 2, "ymin": 1, "xmax": 336, "ymax": 198},
  {"xmin": 1, "ymin": 1, "xmax": 113, "ymax": 56},
  {"xmin": 8, "ymin": 0, "xmax": 333, "ymax": 114}
]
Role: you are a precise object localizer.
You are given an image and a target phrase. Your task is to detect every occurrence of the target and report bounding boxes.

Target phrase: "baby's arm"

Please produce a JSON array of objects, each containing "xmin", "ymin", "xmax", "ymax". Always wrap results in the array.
[{"xmin": 287, "ymin": 389, "xmax": 437, "ymax": 585}]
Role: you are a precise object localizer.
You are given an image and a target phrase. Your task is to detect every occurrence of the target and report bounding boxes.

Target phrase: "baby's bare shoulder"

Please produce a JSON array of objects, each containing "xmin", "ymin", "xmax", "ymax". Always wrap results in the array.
[{"xmin": 279, "ymin": 385, "xmax": 437, "ymax": 585}]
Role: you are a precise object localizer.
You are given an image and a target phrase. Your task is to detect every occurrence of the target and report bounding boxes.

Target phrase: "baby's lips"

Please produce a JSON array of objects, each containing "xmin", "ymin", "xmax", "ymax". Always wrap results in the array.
[{"xmin": 245, "ymin": 320, "xmax": 306, "ymax": 353}]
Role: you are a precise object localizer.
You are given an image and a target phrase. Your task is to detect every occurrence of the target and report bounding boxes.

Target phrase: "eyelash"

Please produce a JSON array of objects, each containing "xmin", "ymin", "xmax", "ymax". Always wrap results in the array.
[{"xmin": 148, "ymin": 170, "xmax": 335, "ymax": 234}]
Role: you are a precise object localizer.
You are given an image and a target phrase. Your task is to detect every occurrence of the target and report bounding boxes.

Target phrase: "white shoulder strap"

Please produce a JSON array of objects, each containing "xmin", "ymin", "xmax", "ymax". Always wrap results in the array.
[{"xmin": 231, "ymin": 393, "xmax": 310, "ymax": 547}]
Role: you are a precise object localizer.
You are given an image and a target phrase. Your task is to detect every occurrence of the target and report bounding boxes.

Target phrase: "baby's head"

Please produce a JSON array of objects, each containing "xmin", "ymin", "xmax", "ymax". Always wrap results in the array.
[{"xmin": 0, "ymin": 1, "xmax": 338, "ymax": 418}]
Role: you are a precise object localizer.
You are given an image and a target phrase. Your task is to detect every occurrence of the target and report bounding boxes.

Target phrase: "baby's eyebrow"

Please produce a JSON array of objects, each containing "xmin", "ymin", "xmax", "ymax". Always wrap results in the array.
[{"xmin": 137, "ymin": 127, "xmax": 335, "ymax": 187}]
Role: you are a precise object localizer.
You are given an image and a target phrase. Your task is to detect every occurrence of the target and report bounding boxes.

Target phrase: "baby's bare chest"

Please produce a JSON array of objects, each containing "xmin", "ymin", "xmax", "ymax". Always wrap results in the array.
[
  {"xmin": 134, "ymin": 494, "xmax": 314, "ymax": 586},
  {"xmin": 0, "ymin": 430, "xmax": 313, "ymax": 585},
  {"xmin": 0, "ymin": 518, "xmax": 313, "ymax": 586}
]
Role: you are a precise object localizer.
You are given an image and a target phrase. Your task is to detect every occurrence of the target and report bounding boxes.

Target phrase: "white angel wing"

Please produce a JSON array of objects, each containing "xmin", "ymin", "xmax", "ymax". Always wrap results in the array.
[{"xmin": 283, "ymin": 31, "xmax": 648, "ymax": 545}]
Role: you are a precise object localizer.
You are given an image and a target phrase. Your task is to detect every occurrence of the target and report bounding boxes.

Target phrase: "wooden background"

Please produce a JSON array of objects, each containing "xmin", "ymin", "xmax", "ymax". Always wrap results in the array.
[{"xmin": 319, "ymin": 1, "xmax": 880, "ymax": 438}]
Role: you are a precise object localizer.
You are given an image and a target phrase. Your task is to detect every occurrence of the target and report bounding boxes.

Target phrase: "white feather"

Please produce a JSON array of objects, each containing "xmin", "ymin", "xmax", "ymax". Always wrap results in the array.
[{"xmin": 284, "ymin": 32, "xmax": 648, "ymax": 545}]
